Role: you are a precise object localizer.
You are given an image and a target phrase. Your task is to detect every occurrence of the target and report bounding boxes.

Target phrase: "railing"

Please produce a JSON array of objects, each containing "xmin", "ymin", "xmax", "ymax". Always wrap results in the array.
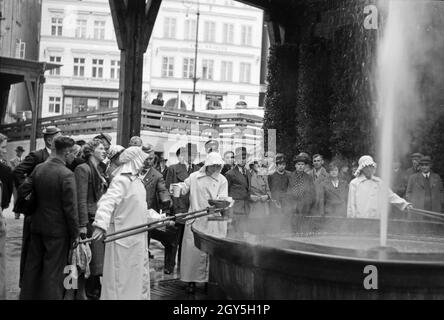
[{"xmin": 0, "ymin": 104, "xmax": 264, "ymax": 142}]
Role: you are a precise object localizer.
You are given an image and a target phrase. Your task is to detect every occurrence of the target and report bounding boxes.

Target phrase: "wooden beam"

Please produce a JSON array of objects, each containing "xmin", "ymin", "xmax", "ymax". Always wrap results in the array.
[
  {"xmin": 25, "ymin": 78, "xmax": 38, "ymax": 151},
  {"xmin": 141, "ymin": 0, "xmax": 162, "ymax": 50},
  {"xmin": 0, "ymin": 84, "xmax": 11, "ymax": 124},
  {"xmin": 115, "ymin": 0, "xmax": 148, "ymax": 147},
  {"xmin": 109, "ymin": 0, "xmax": 129, "ymax": 49},
  {"xmin": 266, "ymin": 20, "xmax": 284, "ymax": 46}
]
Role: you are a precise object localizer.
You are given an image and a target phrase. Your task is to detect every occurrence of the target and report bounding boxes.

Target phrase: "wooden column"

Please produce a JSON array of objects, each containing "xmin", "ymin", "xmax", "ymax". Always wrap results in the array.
[
  {"xmin": 25, "ymin": 77, "xmax": 38, "ymax": 151},
  {"xmin": 109, "ymin": 0, "xmax": 162, "ymax": 147}
]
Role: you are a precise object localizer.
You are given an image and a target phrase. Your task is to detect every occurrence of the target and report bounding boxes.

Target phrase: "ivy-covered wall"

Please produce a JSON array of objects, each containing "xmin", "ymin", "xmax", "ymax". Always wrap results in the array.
[
  {"xmin": 264, "ymin": 7, "xmax": 377, "ymax": 166},
  {"xmin": 263, "ymin": 1, "xmax": 444, "ymax": 179}
]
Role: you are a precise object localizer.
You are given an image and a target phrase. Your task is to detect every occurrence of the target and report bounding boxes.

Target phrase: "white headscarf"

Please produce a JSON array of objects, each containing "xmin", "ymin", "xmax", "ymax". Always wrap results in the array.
[
  {"xmin": 355, "ymin": 155, "xmax": 377, "ymax": 177},
  {"xmin": 112, "ymin": 146, "xmax": 149, "ymax": 177},
  {"xmin": 202, "ymin": 152, "xmax": 224, "ymax": 169}
]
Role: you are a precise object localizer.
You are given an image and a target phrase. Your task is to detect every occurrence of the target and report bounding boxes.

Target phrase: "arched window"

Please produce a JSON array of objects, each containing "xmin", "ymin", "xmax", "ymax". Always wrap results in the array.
[
  {"xmin": 206, "ymin": 100, "xmax": 222, "ymax": 110},
  {"xmin": 165, "ymin": 98, "xmax": 187, "ymax": 110},
  {"xmin": 235, "ymin": 101, "xmax": 247, "ymax": 108}
]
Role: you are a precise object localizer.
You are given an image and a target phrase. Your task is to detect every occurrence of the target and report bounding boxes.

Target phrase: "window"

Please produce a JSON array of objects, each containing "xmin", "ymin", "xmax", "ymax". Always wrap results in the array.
[
  {"xmin": 15, "ymin": 39, "xmax": 25, "ymax": 59},
  {"xmin": 235, "ymin": 101, "xmax": 248, "ymax": 108},
  {"xmin": 51, "ymin": 17, "xmax": 63, "ymax": 36},
  {"xmin": 92, "ymin": 59, "xmax": 104, "ymax": 78},
  {"xmin": 202, "ymin": 59, "xmax": 214, "ymax": 80},
  {"xmin": 184, "ymin": 19, "xmax": 197, "ymax": 40},
  {"xmin": 161, "ymin": 57, "xmax": 174, "ymax": 77},
  {"xmin": 183, "ymin": 58, "xmax": 195, "ymax": 79},
  {"xmin": 206, "ymin": 100, "xmax": 222, "ymax": 110},
  {"xmin": 110, "ymin": 59, "xmax": 120, "ymax": 79},
  {"xmin": 75, "ymin": 19, "xmax": 87, "ymax": 38},
  {"xmin": 239, "ymin": 62, "xmax": 251, "ymax": 83},
  {"xmin": 221, "ymin": 61, "xmax": 233, "ymax": 81},
  {"xmin": 73, "ymin": 57, "xmax": 85, "ymax": 77},
  {"xmin": 49, "ymin": 97, "xmax": 61, "ymax": 113},
  {"xmin": 204, "ymin": 21, "xmax": 216, "ymax": 42},
  {"xmin": 222, "ymin": 23, "xmax": 234, "ymax": 44},
  {"xmin": 73, "ymin": 97, "xmax": 88, "ymax": 113},
  {"xmin": 163, "ymin": 17, "xmax": 176, "ymax": 39},
  {"xmin": 93, "ymin": 21, "xmax": 106, "ymax": 40},
  {"xmin": 241, "ymin": 25, "xmax": 252, "ymax": 46},
  {"xmin": 49, "ymin": 56, "xmax": 61, "ymax": 75}
]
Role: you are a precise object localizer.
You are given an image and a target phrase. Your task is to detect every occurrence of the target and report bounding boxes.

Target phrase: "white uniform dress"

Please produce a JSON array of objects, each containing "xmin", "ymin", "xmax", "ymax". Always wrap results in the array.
[
  {"xmin": 347, "ymin": 175, "xmax": 409, "ymax": 219},
  {"xmin": 94, "ymin": 173, "xmax": 160, "ymax": 300},
  {"xmin": 179, "ymin": 169, "xmax": 228, "ymax": 283}
]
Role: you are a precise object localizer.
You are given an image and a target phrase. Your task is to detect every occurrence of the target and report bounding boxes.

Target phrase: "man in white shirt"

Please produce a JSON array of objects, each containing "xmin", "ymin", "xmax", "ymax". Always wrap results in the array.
[{"xmin": 347, "ymin": 155, "xmax": 411, "ymax": 219}]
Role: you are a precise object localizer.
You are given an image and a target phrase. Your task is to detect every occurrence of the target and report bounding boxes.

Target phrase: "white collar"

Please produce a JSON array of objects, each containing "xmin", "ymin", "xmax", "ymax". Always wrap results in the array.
[{"xmin": 46, "ymin": 147, "xmax": 52, "ymax": 155}]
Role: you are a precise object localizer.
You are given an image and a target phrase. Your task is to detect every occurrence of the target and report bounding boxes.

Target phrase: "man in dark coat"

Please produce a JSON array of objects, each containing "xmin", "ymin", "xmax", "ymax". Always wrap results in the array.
[
  {"xmin": 157, "ymin": 156, "xmax": 168, "ymax": 179},
  {"xmin": 221, "ymin": 151, "xmax": 234, "ymax": 176},
  {"xmin": 225, "ymin": 147, "xmax": 250, "ymax": 234},
  {"xmin": 0, "ymin": 133, "xmax": 12, "ymax": 299},
  {"xmin": 151, "ymin": 92, "xmax": 164, "ymax": 106},
  {"xmin": 20, "ymin": 136, "xmax": 79, "ymax": 300},
  {"xmin": 12, "ymin": 126, "xmax": 61, "ymax": 287},
  {"xmin": 141, "ymin": 148, "xmax": 174, "ymax": 273},
  {"xmin": 319, "ymin": 162, "xmax": 348, "ymax": 217},
  {"xmin": 406, "ymin": 156, "xmax": 444, "ymax": 214},
  {"xmin": 163, "ymin": 145, "xmax": 198, "ymax": 269}
]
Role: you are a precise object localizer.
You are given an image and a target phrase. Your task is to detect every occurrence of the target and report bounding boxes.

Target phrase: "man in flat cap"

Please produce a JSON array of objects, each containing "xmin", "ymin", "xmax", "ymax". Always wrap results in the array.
[
  {"xmin": 13, "ymin": 125, "xmax": 62, "ymax": 289},
  {"xmin": 406, "ymin": 156, "xmax": 444, "ymax": 214}
]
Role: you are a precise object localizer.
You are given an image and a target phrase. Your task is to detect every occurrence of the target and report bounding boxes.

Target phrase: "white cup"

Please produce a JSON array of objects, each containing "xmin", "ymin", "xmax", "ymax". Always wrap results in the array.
[{"xmin": 171, "ymin": 183, "xmax": 181, "ymax": 198}]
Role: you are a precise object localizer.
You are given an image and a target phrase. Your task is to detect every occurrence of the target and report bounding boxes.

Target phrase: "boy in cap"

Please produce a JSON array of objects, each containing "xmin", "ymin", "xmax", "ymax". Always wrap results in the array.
[{"xmin": 268, "ymin": 154, "xmax": 290, "ymax": 214}]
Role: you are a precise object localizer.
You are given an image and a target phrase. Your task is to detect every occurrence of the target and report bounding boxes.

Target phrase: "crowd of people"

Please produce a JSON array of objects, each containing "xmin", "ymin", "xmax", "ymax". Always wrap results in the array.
[{"xmin": 0, "ymin": 126, "xmax": 443, "ymax": 300}]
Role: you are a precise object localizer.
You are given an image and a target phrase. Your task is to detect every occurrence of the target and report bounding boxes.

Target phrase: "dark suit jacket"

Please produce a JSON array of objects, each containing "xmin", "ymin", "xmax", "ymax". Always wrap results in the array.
[
  {"xmin": 225, "ymin": 166, "xmax": 251, "ymax": 201},
  {"xmin": 0, "ymin": 162, "xmax": 13, "ymax": 209},
  {"xmin": 319, "ymin": 179, "xmax": 348, "ymax": 216},
  {"xmin": 142, "ymin": 167, "xmax": 171, "ymax": 212},
  {"xmin": 13, "ymin": 148, "xmax": 49, "ymax": 188},
  {"xmin": 165, "ymin": 163, "xmax": 198, "ymax": 213},
  {"xmin": 30, "ymin": 158, "xmax": 79, "ymax": 238},
  {"xmin": 406, "ymin": 172, "xmax": 444, "ymax": 213},
  {"xmin": 226, "ymin": 166, "xmax": 251, "ymax": 215},
  {"xmin": 74, "ymin": 162, "xmax": 105, "ymax": 227}
]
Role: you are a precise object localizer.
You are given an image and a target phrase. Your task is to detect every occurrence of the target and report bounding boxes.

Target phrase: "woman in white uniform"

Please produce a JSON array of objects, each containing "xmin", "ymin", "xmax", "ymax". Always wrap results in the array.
[
  {"xmin": 91, "ymin": 146, "xmax": 163, "ymax": 300},
  {"xmin": 179, "ymin": 152, "xmax": 229, "ymax": 294}
]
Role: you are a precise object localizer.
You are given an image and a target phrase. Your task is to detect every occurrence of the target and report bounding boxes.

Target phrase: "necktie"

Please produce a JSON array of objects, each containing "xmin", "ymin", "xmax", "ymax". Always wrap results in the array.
[{"xmin": 424, "ymin": 175, "xmax": 432, "ymax": 211}]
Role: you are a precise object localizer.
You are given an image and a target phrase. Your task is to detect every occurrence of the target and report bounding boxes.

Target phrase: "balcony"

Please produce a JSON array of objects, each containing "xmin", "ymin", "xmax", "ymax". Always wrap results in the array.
[{"xmin": 0, "ymin": 104, "xmax": 264, "ymax": 143}]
